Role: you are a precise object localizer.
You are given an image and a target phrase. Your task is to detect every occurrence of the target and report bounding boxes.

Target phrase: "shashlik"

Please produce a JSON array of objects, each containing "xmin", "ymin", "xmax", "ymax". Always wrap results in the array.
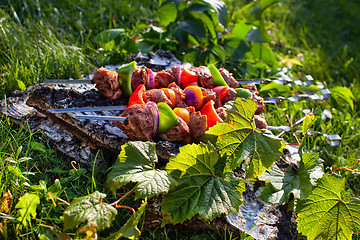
[{"xmin": 91, "ymin": 62, "xmax": 267, "ymax": 144}]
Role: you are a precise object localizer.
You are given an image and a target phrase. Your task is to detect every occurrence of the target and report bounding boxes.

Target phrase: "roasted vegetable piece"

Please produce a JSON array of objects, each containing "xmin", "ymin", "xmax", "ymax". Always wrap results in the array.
[
  {"xmin": 207, "ymin": 64, "xmax": 228, "ymax": 87},
  {"xmin": 213, "ymin": 86, "xmax": 229, "ymax": 101},
  {"xmin": 157, "ymin": 102, "xmax": 180, "ymax": 133},
  {"xmin": 184, "ymin": 86, "xmax": 204, "ymax": 110},
  {"xmin": 235, "ymin": 88, "xmax": 252, "ymax": 99},
  {"xmin": 162, "ymin": 88, "xmax": 177, "ymax": 108},
  {"xmin": 128, "ymin": 84, "xmax": 145, "ymax": 106},
  {"xmin": 200, "ymin": 100, "xmax": 223, "ymax": 128},
  {"xmin": 180, "ymin": 67, "xmax": 198, "ymax": 88},
  {"xmin": 173, "ymin": 107, "xmax": 190, "ymax": 125},
  {"xmin": 117, "ymin": 61, "xmax": 137, "ymax": 97}
]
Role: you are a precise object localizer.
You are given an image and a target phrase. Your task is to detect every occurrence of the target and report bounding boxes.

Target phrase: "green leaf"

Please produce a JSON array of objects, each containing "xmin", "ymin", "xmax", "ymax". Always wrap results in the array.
[
  {"xmin": 259, "ymin": 152, "xmax": 323, "ymax": 205},
  {"xmin": 30, "ymin": 141, "xmax": 47, "ymax": 153},
  {"xmin": 297, "ymin": 174, "xmax": 360, "ymax": 240},
  {"xmin": 246, "ymin": 27, "xmax": 267, "ymax": 43},
  {"xmin": 15, "ymin": 193, "xmax": 40, "ymax": 229},
  {"xmin": 103, "ymin": 200, "xmax": 147, "ymax": 240},
  {"xmin": 158, "ymin": 3, "xmax": 178, "ymax": 27},
  {"xmin": 63, "ymin": 191, "xmax": 117, "ymax": 231},
  {"xmin": 331, "ymin": 86, "xmax": 355, "ymax": 110},
  {"xmin": 178, "ymin": 20, "xmax": 206, "ymax": 39},
  {"xmin": 301, "ymin": 115, "xmax": 316, "ymax": 136},
  {"xmin": 17, "ymin": 80, "xmax": 26, "ymax": 91},
  {"xmin": 300, "ymin": 152, "xmax": 324, "ymax": 185},
  {"xmin": 107, "ymin": 141, "xmax": 172, "ymax": 199},
  {"xmin": 202, "ymin": 98, "xmax": 284, "ymax": 178},
  {"xmin": 250, "ymin": 42, "xmax": 276, "ymax": 65},
  {"xmin": 230, "ymin": 22, "xmax": 254, "ymax": 40},
  {"xmin": 94, "ymin": 29, "xmax": 125, "ymax": 44},
  {"xmin": 259, "ymin": 164, "xmax": 300, "ymax": 204},
  {"xmin": 202, "ymin": 0, "xmax": 228, "ymax": 28},
  {"xmin": 162, "ymin": 143, "xmax": 245, "ymax": 224},
  {"xmin": 258, "ymin": 82, "xmax": 292, "ymax": 95},
  {"xmin": 94, "ymin": 29, "xmax": 126, "ymax": 50},
  {"xmin": 7, "ymin": 165, "xmax": 28, "ymax": 180}
]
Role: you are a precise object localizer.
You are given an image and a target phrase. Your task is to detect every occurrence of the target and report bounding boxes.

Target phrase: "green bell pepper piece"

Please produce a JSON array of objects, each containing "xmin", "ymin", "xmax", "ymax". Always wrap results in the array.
[
  {"xmin": 235, "ymin": 88, "xmax": 252, "ymax": 99},
  {"xmin": 117, "ymin": 61, "xmax": 137, "ymax": 97},
  {"xmin": 208, "ymin": 64, "xmax": 228, "ymax": 87},
  {"xmin": 157, "ymin": 102, "xmax": 180, "ymax": 133}
]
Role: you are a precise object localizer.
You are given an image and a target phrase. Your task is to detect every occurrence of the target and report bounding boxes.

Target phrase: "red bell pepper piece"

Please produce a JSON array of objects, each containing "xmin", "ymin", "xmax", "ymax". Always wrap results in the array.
[
  {"xmin": 128, "ymin": 84, "xmax": 145, "ymax": 106},
  {"xmin": 180, "ymin": 67, "xmax": 198, "ymax": 88},
  {"xmin": 212, "ymin": 86, "xmax": 229, "ymax": 101},
  {"xmin": 200, "ymin": 100, "xmax": 223, "ymax": 128}
]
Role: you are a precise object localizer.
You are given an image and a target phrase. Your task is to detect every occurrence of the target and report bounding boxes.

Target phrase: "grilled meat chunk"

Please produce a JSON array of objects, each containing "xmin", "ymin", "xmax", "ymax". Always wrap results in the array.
[
  {"xmin": 244, "ymin": 83, "xmax": 257, "ymax": 93},
  {"xmin": 131, "ymin": 67, "xmax": 148, "ymax": 91},
  {"xmin": 219, "ymin": 68, "xmax": 239, "ymax": 89},
  {"xmin": 159, "ymin": 117, "xmax": 191, "ymax": 144},
  {"xmin": 114, "ymin": 104, "xmax": 154, "ymax": 141},
  {"xmin": 155, "ymin": 66, "xmax": 178, "ymax": 88},
  {"xmin": 216, "ymin": 107, "xmax": 227, "ymax": 121},
  {"xmin": 92, "ymin": 67, "xmax": 122, "ymax": 100},
  {"xmin": 168, "ymin": 82, "xmax": 188, "ymax": 108},
  {"xmin": 244, "ymin": 83, "xmax": 265, "ymax": 115},
  {"xmin": 187, "ymin": 107, "xmax": 207, "ymax": 142},
  {"xmin": 192, "ymin": 66, "xmax": 214, "ymax": 89},
  {"xmin": 254, "ymin": 115, "xmax": 268, "ymax": 129},
  {"xmin": 222, "ymin": 87, "xmax": 237, "ymax": 104},
  {"xmin": 143, "ymin": 89, "xmax": 172, "ymax": 106}
]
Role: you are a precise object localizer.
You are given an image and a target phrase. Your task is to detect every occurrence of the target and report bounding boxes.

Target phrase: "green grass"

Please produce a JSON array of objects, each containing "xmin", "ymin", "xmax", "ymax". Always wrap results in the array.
[{"xmin": 1, "ymin": 0, "xmax": 359, "ymax": 239}]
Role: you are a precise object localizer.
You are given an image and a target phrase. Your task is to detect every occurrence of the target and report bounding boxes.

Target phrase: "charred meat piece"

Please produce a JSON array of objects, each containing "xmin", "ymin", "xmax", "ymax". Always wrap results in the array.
[
  {"xmin": 202, "ymin": 88, "xmax": 219, "ymax": 107},
  {"xmin": 187, "ymin": 107, "xmax": 207, "ymax": 142},
  {"xmin": 155, "ymin": 66, "xmax": 178, "ymax": 88},
  {"xmin": 253, "ymin": 94, "xmax": 265, "ymax": 115},
  {"xmin": 216, "ymin": 107, "xmax": 227, "ymax": 121},
  {"xmin": 254, "ymin": 115, "xmax": 268, "ymax": 129},
  {"xmin": 192, "ymin": 66, "xmax": 214, "ymax": 89},
  {"xmin": 159, "ymin": 117, "xmax": 191, "ymax": 144},
  {"xmin": 244, "ymin": 83, "xmax": 265, "ymax": 115},
  {"xmin": 114, "ymin": 104, "xmax": 154, "ymax": 141},
  {"xmin": 219, "ymin": 68, "xmax": 239, "ymax": 89},
  {"xmin": 222, "ymin": 87, "xmax": 237, "ymax": 104},
  {"xmin": 244, "ymin": 83, "xmax": 257, "ymax": 93},
  {"xmin": 143, "ymin": 89, "xmax": 172, "ymax": 106},
  {"xmin": 168, "ymin": 82, "xmax": 188, "ymax": 108},
  {"xmin": 131, "ymin": 67, "xmax": 148, "ymax": 91},
  {"xmin": 92, "ymin": 67, "xmax": 122, "ymax": 100}
]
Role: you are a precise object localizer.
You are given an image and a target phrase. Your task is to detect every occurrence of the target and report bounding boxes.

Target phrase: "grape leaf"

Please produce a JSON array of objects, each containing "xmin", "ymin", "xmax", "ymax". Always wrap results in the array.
[
  {"xmin": 259, "ymin": 152, "xmax": 323, "ymax": 204},
  {"xmin": 103, "ymin": 199, "xmax": 147, "ymax": 240},
  {"xmin": 63, "ymin": 191, "xmax": 117, "ymax": 231},
  {"xmin": 162, "ymin": 143, "xmax": 245, "ymax": 224},
  {"xmin": 107, "ymin": 141, "xmax": 173, "ymax": 199},
  {"xmin": 15, "ymin": 193, "xmax": 40, "ymax": 229},
  {"xmin": 297, "ymin": 174, "xmax": 360, "ymax": 240},
  {"xmin": 202, "ymin": 98, "xmax": 284, "ymax": 179}
]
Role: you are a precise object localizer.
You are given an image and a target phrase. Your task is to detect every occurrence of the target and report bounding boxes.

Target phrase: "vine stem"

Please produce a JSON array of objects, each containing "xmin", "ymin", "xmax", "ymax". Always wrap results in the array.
[
  {"xmin": 330, "ymin": 159, "xmax": 360, "ymax": 175},
  {"xmin": 110, "ymin": 188, "xmax": 136, "ymax": 214}
]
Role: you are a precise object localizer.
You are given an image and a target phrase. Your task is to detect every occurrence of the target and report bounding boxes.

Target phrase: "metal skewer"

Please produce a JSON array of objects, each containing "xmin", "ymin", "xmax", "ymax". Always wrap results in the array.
[
  {"xmin": 48, "ymin": 106, "xmax": 127, "ymax": 113},
  {"xmin": 73, "ymin": 114, "xmax": 126, "ymax": 122}
]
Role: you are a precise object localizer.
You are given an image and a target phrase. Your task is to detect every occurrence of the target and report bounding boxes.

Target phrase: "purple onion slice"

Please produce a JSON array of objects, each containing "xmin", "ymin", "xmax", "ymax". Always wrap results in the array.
[
  {"xmin": 184, "ymin": 88, "xmax": 199, "ymax": 108},
  {"xmin": 146, "ymin": 101, "xmax": 159, "ymax": 138},
  {"xmin": 146, "ymin": 69, "xmax": 155, "ymax": 90}
]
